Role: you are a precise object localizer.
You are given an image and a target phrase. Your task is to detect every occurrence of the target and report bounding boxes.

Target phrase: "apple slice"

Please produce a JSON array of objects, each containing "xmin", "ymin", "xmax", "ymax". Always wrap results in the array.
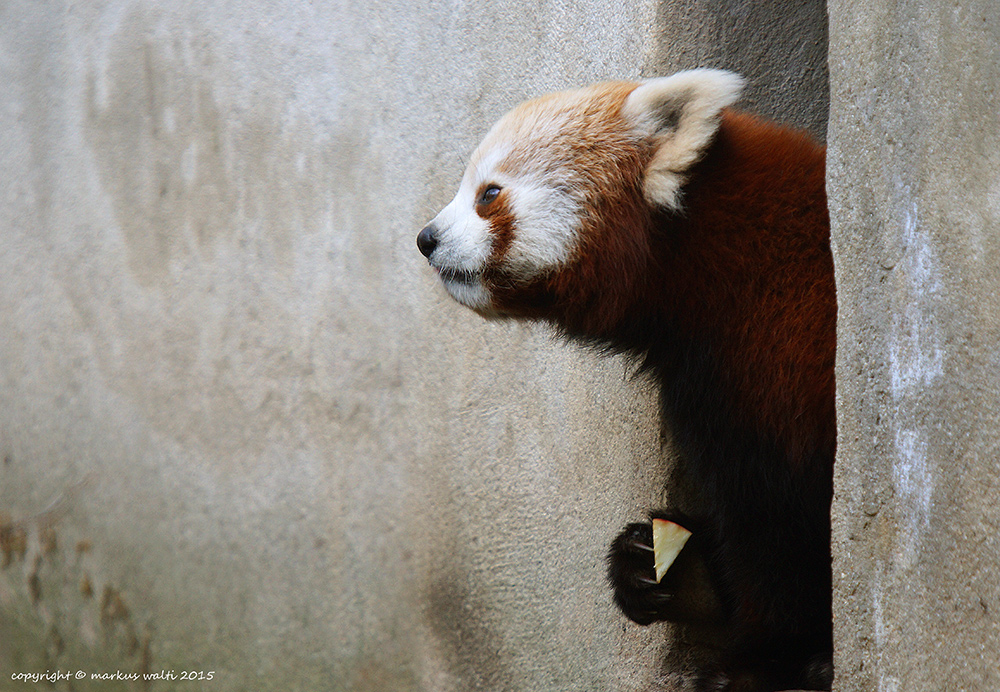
[{"xmin": 652, "ymin": 519, "xmax": 692, "ymax": 583}]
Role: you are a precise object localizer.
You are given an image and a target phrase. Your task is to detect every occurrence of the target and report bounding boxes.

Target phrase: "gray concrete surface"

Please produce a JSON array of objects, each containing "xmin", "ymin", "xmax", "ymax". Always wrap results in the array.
[
  {"xmin": 828, "ymin": 1, "xmax": 1000, "ymax": 689},
  {"xmin": 0, "ymin": 1, "xmax": 826, "ymax": 690}
]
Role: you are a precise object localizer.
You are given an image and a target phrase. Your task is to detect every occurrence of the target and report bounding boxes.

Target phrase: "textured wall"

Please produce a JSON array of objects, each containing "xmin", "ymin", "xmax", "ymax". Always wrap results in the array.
[
  {"xmin": 0, "ymin": 1, "xmax": 826, "ymax": 690},
  {"xmin": 828, "ymin": 1, "xmax": 1000, "ymax": 689}
]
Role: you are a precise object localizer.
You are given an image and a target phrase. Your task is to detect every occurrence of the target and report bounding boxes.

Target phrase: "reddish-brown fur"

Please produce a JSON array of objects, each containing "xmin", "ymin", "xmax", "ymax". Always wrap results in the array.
[
  {"xmin": 658, "ymin": 111, "xmax": 835, "ymax": 471},
  {"xmin": 500, "ymin": 109, "xmax": 834, "ymax": 475},
  {"xmin": 492, "ymin": 108, "xmax": 835, "ymax": 686}
]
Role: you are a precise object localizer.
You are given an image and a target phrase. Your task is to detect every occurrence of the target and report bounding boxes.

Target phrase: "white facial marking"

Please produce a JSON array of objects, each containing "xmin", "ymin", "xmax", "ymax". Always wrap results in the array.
[
  {"xmin": 424, "ymin": 151, "xmax": 499, "ymax": 312},
  {"xmin": 431, "ymin": 186, "xmax": 491, "ymax": 272},
  {"xmin": 426, "ymin": 187, "xmax": 492, "ymax": 311},
  {"xmin": 504, "ymin": 178, "xmax": 580, "ymax": 278}
]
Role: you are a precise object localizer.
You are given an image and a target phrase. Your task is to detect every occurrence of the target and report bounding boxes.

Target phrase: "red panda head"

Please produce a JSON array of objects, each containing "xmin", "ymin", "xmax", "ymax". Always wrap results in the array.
[{"xmin": 418, "ymin": 70, "xmax": 744, "ymax": 327}]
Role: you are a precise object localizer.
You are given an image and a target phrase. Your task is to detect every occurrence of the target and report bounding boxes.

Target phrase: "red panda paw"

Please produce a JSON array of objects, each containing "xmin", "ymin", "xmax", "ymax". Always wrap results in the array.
[
  {"xmin": 607, "ymin": 513, "xmax": 723, "ymax": 627},
  {"xmin": 607, "ymin": 521, "xmax": 675, "ymax": 625}
]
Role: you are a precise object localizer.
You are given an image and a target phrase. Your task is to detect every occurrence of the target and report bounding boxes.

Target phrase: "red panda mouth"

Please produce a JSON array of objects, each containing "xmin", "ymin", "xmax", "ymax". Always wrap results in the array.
[{"xmin": 436, "ymin": 266, "xmax": 479, "ymax": 285}]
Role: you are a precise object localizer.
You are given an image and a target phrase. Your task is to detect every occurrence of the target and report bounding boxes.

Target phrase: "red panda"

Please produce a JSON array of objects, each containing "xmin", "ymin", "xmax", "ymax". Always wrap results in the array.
[{"xmin": 417, "ymin": 70, "xmax": 835, "ymax": 692}]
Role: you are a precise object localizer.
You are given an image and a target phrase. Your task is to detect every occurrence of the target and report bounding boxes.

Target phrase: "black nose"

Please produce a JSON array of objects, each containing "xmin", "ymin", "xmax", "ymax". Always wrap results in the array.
[{"xmin": 417, "ymin": 225, "xmax": 438, "ymax": 258}]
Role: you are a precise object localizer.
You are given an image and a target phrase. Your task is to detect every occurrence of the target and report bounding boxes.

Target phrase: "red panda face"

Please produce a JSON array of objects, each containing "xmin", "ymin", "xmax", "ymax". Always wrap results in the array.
[
  {"xmin": 418, "ymin": 70, "xmax": 744, "ymax": 320},
  {"xmin": 417, "ymin": 81, "xmax": 643, "ymax": 317}
]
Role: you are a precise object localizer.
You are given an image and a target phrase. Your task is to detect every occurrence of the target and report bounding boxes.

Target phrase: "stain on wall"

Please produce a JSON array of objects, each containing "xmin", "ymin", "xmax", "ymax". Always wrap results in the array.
[{"xmin": 1, "ymin": 483, "xmax": 152, "ymax": 690}]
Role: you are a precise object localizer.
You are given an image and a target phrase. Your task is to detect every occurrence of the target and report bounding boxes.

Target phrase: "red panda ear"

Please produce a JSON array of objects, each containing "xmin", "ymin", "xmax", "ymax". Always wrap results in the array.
[{"xmin": 623, "ymin": 69, "xmax": 744, "ymax": 210}]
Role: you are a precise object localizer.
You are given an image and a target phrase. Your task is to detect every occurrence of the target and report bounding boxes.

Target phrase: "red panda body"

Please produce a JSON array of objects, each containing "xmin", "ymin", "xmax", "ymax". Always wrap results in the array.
[{"xmin": 418, "ymin": 71, "xmax": 835, "ymax": 691}]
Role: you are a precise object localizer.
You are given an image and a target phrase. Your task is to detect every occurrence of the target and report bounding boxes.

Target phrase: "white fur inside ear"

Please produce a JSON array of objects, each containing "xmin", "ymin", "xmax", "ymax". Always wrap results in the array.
[{"xmin": 623, "ymin": 69, "xmax": 745, "ymax": 210}]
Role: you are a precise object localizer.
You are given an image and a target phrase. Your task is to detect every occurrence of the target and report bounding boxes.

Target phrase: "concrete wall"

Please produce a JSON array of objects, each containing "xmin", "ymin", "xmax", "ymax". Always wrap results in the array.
[
  {"xmin": 0, "ymin": 2, "xmax": 826, "ymax": 690},
  {"xmin": 828, "ymin": 1, "xmax": 1000, "ymax": 689}
]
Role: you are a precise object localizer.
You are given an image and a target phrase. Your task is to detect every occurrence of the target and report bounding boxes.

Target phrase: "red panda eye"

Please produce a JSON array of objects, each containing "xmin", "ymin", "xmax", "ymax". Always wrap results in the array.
[{"xmin": 478, "ymin": 185, "xmax": 502, "ymax": 206}]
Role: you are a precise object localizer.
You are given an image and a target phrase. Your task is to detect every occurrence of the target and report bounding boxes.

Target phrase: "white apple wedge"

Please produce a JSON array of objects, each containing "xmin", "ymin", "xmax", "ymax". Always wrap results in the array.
[{"xmin": 652, "ymin": 519, "xmax": 692, "ymax": 583}]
